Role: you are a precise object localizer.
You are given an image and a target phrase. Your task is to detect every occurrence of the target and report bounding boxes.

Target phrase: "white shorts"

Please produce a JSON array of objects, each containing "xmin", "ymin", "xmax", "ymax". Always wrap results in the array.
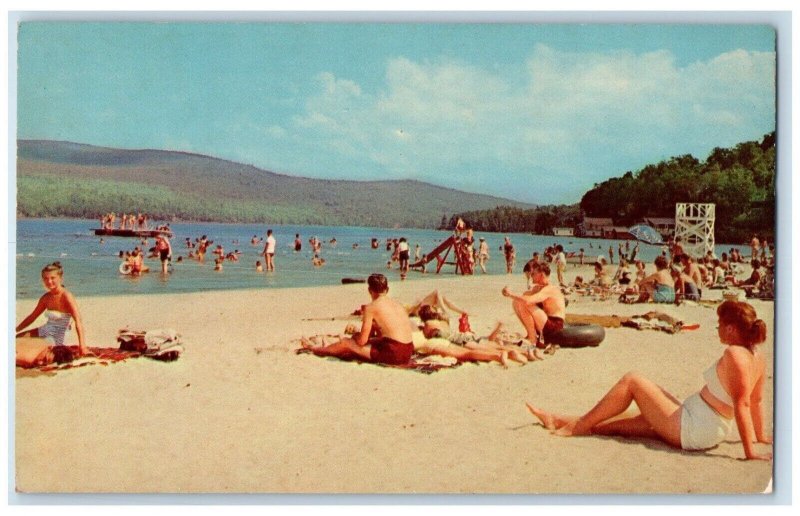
[{"xmin": 680, "ymin": 393, "xmax": 734, "ymax": 450}]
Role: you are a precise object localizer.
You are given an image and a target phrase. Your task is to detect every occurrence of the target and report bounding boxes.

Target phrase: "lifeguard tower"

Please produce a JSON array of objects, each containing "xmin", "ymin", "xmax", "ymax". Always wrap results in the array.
[{"xmin": 674, "ymin": 203, "xmax": 715, "ymax": 258}]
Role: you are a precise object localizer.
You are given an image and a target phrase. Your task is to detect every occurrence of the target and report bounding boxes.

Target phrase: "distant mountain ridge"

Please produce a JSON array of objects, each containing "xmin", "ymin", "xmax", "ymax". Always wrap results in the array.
[{"xmin": 16, "ymin": 140, "xmax": 535, "ymax": 228}]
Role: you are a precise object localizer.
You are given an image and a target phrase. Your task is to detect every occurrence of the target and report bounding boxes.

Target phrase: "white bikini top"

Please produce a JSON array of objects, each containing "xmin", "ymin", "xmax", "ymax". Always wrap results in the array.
[{"xmin": 703, "ymin": 360, "xmax": 734, "ymax": 406}]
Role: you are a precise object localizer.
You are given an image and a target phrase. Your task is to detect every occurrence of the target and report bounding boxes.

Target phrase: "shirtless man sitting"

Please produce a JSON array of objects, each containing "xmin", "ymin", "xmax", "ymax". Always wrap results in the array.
[
  {"xmin": 501, "ymin": 261, "xmax": 566, "ymax": 348},
  {"xmin": 301, "ymin": 273, "xmax": 414, "ymax": 365}
]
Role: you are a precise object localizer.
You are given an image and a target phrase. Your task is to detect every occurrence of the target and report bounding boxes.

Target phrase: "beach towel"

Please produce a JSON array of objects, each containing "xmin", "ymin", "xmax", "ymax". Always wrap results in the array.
[
  {"xmin": 567, "ymin": 312, "xmax": 698, "ymax": 334},
  {"xmin": 295, "ymin": 336, "xmax": 461, "ymax": 374}
]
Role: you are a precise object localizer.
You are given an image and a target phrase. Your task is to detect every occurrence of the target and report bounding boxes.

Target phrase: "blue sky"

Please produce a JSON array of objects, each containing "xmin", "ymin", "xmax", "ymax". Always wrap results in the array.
[{"xmin": 16, "ymin": 22, "xmax": 776, "ymax": 204}]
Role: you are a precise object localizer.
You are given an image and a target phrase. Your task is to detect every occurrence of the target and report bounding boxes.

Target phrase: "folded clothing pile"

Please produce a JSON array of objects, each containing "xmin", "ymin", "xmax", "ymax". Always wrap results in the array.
[{"xmin": 117, "ymin": 328, "xmax": 184, "ymax": 361}]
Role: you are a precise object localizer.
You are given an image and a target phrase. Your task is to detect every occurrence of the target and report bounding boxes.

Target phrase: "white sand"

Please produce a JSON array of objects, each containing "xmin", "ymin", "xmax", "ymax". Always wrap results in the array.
[{"xmin": 14, "ymin": 265, "xmax": 774, "ymax": 494}]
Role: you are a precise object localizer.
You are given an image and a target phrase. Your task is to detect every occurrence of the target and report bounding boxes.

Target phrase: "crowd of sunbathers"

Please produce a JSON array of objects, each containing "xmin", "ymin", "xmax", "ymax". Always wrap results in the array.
[
  {"xmin": 564, "ymin": 236, "xmax": 775, "ymax": 304},
  {"xmin": 301, "ymin": 259, "xmax": 568, "ymax": 368}
]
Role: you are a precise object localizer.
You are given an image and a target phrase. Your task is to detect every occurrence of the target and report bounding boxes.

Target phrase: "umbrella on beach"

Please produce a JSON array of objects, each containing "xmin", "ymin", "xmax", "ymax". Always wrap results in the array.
[{"xmin": 628, "ymin": 224, "xmax": 664, "ymax": 245}]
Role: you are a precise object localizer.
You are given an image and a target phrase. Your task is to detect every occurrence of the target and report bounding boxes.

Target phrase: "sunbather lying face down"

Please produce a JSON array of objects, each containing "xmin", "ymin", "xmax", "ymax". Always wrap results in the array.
[{"xmin": 16, "ymin": 337, "xmax": 74, "ymax": 368}]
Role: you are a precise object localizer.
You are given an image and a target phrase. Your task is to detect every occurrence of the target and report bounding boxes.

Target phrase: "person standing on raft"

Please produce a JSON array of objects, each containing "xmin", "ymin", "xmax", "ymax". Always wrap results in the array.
[
  {"xmin": 502, "ymin": 261, "xmax": 566, "ymax": 348},
  {"xmin": 300, "ymin": 273, "xmax": 414, "ymax": 366}
]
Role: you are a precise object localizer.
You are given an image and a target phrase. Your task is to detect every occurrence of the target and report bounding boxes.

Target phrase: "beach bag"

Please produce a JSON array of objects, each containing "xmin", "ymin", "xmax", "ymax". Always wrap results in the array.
[
  {"xmin": 117, "ymin": 328, "xmax": 184, "ymax": 361},
  {"xmin": 143, "ymin": 329, "xmax": 184, "ymax": 361},
  {"xmin": 117, "ymin": 332, "xmax": 148, "ymax": 353}
]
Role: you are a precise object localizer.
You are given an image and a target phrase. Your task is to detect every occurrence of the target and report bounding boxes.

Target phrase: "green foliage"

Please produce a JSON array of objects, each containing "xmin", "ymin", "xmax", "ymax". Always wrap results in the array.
[
  {"xmin": 446, "ymin": 133, "xmax": 775, "ymax": 242},
  {"xmin": 16, "ymin": 141, "xmax": 534, "ymax": 228},
  {"xmin": 578, "ymin": 133, "xmax": 775, "ymax": 243},
  {"xmin": 445, "ymin": 204, "xmax": 582, "ymax": 234}
]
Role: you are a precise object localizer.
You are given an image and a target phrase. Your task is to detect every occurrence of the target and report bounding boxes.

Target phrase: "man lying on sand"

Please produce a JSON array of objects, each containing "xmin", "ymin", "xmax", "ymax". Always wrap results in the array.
[
  {"xmin": 301, "ymin": 273, "xmax": 414, "ymax": 366},
  {"xmin": 502, "ymin": 261, "xmax": 566, "ymax": 348}
]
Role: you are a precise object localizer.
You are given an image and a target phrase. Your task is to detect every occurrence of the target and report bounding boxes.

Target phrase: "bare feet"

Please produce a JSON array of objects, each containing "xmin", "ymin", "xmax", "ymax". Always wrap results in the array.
[
  {"xmin": 500, "ymin": 350, "xmax": 509, "ymax": 369},
  {"xmin": 525, "ymin": 403, "xmax": 580, "ymax": 434},
  {"xmin": 526, "ymin": 348, "xmax": 543, "ymax": 361},
  {"xmin": 526, "ymin": 402, "xmax": 557, "ymax": 430},
  {"xmin": 299, "ymin": 336, "xmax": 318, "ymax": 349},
  {"xmin": 508, "ymin": 349, "xmax": 528, "ymax": 365},
  {"xmin": 553, "ymin": 420, "xmax": 579, "ymax": 437}
]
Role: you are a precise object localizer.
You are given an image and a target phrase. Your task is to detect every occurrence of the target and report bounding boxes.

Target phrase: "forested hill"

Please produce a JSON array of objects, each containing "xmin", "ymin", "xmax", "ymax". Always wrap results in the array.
[
  {"xmin": 16, "ymin": 140, "xmax": 534, "ymax": 229},
  {"xmin": 579, "ymin": 132, "xmax": 775, "ymax": 242},
  {"xmin": 449, "ymin": 132, "xmax": 775, "ymax": 243}
]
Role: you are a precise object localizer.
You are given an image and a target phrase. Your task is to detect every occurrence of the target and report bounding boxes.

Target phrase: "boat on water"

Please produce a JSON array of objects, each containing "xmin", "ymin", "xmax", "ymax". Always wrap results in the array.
[{"xmin": 93, "ymin": 228, "xmax": 173, "ymax": 238}]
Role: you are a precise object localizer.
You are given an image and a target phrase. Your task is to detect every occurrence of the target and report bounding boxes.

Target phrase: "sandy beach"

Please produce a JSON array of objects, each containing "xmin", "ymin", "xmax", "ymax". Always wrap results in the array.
[{"xmin": 14, "ymin": 264, "xmax": 774, "ymax": 495}]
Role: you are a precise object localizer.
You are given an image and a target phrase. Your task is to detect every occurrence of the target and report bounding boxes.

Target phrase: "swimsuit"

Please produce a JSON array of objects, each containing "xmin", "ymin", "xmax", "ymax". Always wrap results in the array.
[
  {"xmin": 679, "ymin": 361, "xmax": 734, "ymax": 450},
  {"xmin": 368, "ymin": 337, "xmax": 414, "ymax": 365},
  {"xmin": 653, "ymin": 283, "xmax": 675, "ymax": 303},
  {"xmin": 542, "ymin": 316, "xmax": 565, "ymax": 338},
  {"xmin": 702, "ymin": 360, "xmax": 734, "ymax": 405},
  {"xmin": 37, "ymin": 310, "xmax": 72, "ymax": 346},
  {"xmin": 683, "ymin": 281, "xmax": 700, "ymax": 301},
  {"xmin": 680, "ymin": 393, "xmax": 734, "ymax": 450}
]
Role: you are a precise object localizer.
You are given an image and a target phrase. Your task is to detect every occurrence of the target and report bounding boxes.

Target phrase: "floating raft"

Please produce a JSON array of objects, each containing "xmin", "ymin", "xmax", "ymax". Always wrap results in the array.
[{"xmin": 93, "ymin": 228, "xmax": 172, "ymax": 238}]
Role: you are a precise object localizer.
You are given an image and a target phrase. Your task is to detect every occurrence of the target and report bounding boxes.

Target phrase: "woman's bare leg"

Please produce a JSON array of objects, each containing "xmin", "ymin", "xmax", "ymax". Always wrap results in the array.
[
  {"xmin": 592, "ymin": 414, "xmax": 662, "ymax": 441},
  {"xmin": 554, "ymin": 372, "xmax": 682, "ymax": 447}
]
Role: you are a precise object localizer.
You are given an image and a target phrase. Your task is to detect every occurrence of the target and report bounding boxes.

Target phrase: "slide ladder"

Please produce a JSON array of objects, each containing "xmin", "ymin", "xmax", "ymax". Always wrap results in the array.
[{"xmin": 409, "ymin": 236, "xmax": 474, "ymax": 275}]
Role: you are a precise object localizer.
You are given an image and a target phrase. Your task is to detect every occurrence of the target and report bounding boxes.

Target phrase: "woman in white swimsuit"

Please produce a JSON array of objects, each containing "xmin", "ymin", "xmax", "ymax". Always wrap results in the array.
[
  {"xmin": 525, "ymin": 300, "xmax": 772, "ymax": 460},
  {"xmin": 16, "ymin": 261, "xmax": 89, "ymax": 364}
]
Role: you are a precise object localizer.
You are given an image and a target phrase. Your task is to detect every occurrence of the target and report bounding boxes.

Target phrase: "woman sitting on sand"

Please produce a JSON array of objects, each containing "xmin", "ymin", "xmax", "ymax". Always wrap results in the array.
[
  {"xmin": 16, "ymin": 261, "xmax": 88, "ymax": 361},
  {"xmin": 525, "ymin": 300, "xmax": 772, "ymax": 460},
  {"xmin": 636, "ymin": 256, "xmax": 674, "ymax": 303}
]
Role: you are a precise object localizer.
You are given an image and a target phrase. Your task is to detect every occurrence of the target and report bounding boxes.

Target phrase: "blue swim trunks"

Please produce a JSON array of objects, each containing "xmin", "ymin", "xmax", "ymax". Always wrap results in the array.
[{"xmin": 653, "ymin": 284, "xmax": 676, "ymax": 303}]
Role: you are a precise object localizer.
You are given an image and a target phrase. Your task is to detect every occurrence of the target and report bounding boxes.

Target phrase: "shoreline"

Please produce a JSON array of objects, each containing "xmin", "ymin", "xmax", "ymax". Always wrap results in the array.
[
  {"xmin": 14, "ymin": 216, "xmax": 762, "ymax": 247},
  {"xmin": 14, "ymin": 269, "xmax": 774, "ymax": 494}
]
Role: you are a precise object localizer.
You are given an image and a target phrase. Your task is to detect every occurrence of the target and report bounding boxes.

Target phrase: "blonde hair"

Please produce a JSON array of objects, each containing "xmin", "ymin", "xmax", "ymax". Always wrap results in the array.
[{"xmin": 41, "ymin": 261, "xmax": 64, "ymax": 275}]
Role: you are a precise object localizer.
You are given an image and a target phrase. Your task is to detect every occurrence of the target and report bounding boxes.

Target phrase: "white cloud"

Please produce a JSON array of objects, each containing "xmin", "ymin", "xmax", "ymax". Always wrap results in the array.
[{"xmin": 287, "ymin": 46, "xmax": 775, "ymax": 202}]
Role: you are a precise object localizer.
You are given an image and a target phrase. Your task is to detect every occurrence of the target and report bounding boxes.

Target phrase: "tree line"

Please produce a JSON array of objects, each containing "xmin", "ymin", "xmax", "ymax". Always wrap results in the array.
[{"xmin": 446, "ymin": 132, "xmax": 775, "ymax": 243}]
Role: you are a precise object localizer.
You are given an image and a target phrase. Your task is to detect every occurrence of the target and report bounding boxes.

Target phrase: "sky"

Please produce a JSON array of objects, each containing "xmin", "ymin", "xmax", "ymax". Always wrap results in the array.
[{"xmin": 15, "ymin": 21, "xmax": 776, "ymax": 205}]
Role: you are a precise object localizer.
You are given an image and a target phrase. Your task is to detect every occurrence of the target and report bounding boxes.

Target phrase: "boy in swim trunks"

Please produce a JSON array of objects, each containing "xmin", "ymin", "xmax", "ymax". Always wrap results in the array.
[
  {"xmin": 502, "ymin": 261, "xmax": 566, "ymax": 348},
  {"xmin": 300, "ymin": 273, "xmax": 414, "ymax": 365}
]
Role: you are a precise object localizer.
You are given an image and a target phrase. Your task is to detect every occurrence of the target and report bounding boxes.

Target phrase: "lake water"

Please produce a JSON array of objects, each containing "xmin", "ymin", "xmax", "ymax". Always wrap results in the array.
[{"xmin": 13, "ymin": 218, "xmax": 750, "ymax": 300}]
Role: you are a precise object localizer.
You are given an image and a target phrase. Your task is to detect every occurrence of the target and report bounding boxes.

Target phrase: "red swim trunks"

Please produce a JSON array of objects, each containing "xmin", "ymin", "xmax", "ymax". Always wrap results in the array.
[
  {"xmin": 542, "ymin": 316, "xmax": 565, "ymax": 338},
  {"xmin": 369, "ymin": 337, "xmax": 413, "ymax": 365}
]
